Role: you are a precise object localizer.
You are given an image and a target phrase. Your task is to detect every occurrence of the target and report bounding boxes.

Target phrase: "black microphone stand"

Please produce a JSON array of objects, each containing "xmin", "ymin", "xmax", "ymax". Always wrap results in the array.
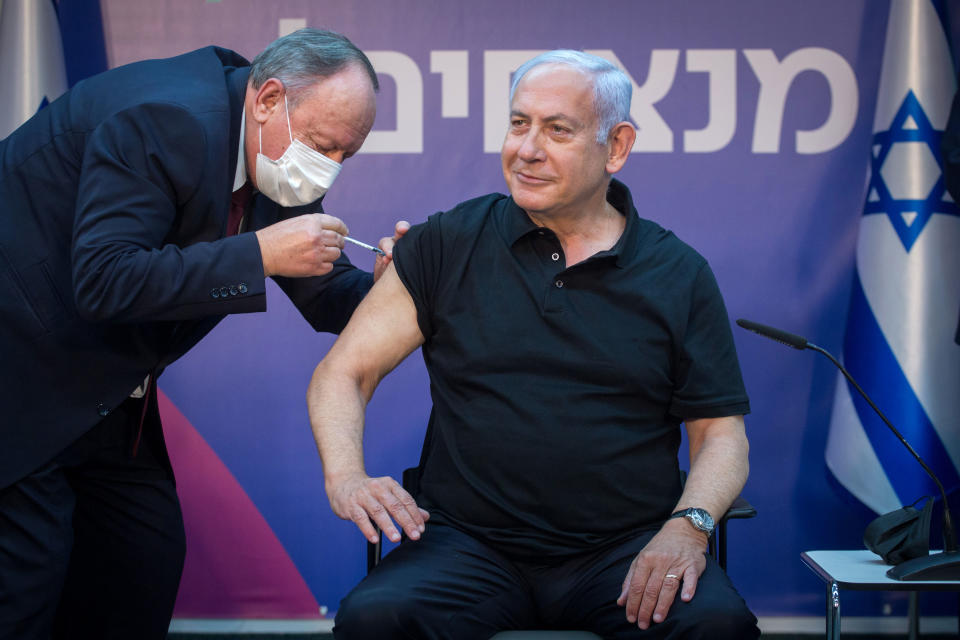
[{"xmin": 737, "ymin": 319, "xmax": 960, "ymax": 580}]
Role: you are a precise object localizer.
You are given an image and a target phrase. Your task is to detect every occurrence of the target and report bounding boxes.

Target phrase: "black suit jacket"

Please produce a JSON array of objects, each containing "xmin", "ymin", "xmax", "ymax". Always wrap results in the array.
[{"xmin": 0, "ymin": 46, "xmax": 372, "ymax": 487}]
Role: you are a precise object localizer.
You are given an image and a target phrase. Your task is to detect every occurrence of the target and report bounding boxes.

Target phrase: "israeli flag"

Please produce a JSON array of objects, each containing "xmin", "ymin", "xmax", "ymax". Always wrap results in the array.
[
  {"xmin": 825, "ymin": 0, "xmax": 960, "ymax": 515},
  {"xmin": 0, "ymin": 0, "xmax": 67, "ymax": 139}
]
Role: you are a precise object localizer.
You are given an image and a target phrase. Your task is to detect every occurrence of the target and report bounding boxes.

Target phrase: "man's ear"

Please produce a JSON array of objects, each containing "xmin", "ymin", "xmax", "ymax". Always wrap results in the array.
[
  {"xmin": 251, "ymin": 78, "xmax": 285, "ymax": 124},
  {"xmin": 605, "ymin": 122, "xmax": 636, "ymax": 174}
]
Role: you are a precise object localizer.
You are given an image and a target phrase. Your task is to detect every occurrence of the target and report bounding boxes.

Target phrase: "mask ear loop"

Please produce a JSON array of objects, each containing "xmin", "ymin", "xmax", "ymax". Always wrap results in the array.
[
  {"xmin": 284, "ymin": 94, "xmax": 294, "ymax": 142},
  {"xmin": 258, "ymin": 91, "xmax": 293, "ymax": 155}
]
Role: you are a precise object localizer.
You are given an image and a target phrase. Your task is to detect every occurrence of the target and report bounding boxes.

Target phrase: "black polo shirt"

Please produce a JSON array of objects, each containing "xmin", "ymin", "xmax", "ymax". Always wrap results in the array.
[{"xmin": 392, "ymin": 179, "xmax": 749, "ymax": 560}]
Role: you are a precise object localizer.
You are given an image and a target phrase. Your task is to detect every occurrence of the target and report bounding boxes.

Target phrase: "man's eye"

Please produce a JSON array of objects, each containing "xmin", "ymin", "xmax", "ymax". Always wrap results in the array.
[{"xmin": 552, "ymin": 125, "xmax": 569, "ymax": 134}]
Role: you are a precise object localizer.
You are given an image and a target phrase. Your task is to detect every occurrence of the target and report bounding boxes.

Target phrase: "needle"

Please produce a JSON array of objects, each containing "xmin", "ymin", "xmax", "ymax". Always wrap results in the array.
[{"xmin": 343, "ymin": 235, "xmax": 386, "ymax": 257}]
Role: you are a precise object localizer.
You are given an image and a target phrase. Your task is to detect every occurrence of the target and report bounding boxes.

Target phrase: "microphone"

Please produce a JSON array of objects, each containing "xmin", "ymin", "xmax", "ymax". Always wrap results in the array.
[
  {"xmin": 737, "ymin": 318, "xmax": 960, "ymax": 580},
  {"xmin": 736, "ymin": 318, "xmax": 808, "ymax": 350}
]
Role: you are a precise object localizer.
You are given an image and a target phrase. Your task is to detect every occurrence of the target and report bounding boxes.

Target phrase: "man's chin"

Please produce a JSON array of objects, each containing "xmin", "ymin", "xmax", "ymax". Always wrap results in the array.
[
  {"xmin": 510, "ymin": 185, "xmax": 553, "ymax": 213},
  {"xmin": 513, "ymin": 197, "xmax": 548, "ymax": 215}
]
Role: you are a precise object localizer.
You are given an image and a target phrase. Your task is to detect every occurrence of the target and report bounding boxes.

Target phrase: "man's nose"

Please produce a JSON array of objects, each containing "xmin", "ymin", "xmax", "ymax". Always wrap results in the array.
[
  {"xmin": 324, "ymin": 150, "xmax": 346, "ymax": 164},
  {"xmin": 517, "ymin": 130, "xmax": 545, "ymax": 162}
]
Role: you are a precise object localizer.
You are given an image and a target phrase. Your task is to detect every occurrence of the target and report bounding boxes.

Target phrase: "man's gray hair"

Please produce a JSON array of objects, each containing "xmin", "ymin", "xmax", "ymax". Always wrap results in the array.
[
  {"xmin": 250, "ymin": 28, "xmax": 379, "ymax": 104},
  {"xmin": 509, "ymin": 50, "xmax": 632, "ymax": 144}
]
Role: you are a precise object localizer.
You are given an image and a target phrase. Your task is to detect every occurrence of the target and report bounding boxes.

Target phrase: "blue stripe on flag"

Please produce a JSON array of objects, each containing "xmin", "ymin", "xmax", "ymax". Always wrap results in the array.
[
  {"xmin": 844, "ymin": 269, "xmax": 960, "ymax": 502},
  {"xmin": 930, "ymin": 0, "xmax": 951, "ymax": 50}
]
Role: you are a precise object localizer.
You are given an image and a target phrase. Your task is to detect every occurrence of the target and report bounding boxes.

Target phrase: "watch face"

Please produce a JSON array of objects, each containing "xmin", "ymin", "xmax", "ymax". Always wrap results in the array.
[
  {"xmin": 688, "ymin": 508, "xmax": 714, "ymax": 532},
  {"xmin": 671, "ymin": 507, "xmax": 715, "ymax": 533}
]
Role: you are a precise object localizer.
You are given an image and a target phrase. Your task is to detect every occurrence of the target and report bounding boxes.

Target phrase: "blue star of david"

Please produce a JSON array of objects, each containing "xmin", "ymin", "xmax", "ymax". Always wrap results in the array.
[{"xmin": 864, "ymin": 90, "xmax": 960, "ymax": 251}]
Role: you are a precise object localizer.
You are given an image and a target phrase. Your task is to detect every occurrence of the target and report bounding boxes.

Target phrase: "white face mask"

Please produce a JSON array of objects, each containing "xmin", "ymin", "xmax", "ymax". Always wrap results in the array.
[{"xmin": 255, "ymin": 95, "xmax": 342, "ymax": 207}]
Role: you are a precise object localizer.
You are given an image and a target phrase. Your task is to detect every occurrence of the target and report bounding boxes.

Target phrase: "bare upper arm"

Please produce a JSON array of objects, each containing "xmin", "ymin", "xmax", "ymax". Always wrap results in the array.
[
  {"xmin": 319, "ymin": 261, "xmax": 425, "ymax": 399},
  {"xmin": 684, "ymin": 415, "xmax": 747, "ymax": 459}
]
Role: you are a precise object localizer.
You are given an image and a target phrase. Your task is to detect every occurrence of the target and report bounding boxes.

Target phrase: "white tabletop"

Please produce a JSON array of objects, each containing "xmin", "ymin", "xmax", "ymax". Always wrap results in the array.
[{"xmin": 802, "ymin": 550, "xmax": 960, "ymax": 591}]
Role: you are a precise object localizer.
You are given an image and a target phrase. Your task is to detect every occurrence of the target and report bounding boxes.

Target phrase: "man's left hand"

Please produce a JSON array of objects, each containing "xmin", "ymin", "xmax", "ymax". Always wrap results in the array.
[
  {"xmin": 373, "ymin": 220, "xmax": 410, "ymax": 282},
  {"xmin": 617, "ymin": 518, "xmax": 709, "ymax": 630}
]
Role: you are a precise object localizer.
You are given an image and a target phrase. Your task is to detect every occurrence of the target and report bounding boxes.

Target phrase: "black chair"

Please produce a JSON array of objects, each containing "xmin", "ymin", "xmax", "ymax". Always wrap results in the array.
[{"xmin": 368, "ymin": 467, "xmax": 756, "ymax": 574}]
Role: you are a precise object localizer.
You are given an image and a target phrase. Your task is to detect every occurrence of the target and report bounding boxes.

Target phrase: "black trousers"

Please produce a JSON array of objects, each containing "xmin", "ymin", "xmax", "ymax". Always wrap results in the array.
[
  {"xmin": 0, "ymin": 390, "xmax": 185, "ymax": 640},
  {"xmin": 335, "ymin": 523, "xmax": 759, "ymax": 640}
]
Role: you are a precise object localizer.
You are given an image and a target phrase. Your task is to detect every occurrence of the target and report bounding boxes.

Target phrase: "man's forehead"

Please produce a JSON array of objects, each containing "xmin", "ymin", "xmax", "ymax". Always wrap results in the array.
[
  {"xmin": 515, "ymin": 63, "xmax": 591, "ymax": 91},
  {"xmin": 510, "ymin": 108, "xmax": 581, "ymax": 125},
  {"xmin": 511, "ymin": 64, "xmax": 594, "ymax": 117}
]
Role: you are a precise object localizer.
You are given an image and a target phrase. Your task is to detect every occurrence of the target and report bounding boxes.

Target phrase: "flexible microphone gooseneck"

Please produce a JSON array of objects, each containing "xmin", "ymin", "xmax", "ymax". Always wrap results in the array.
[{"xmin": 737, "ymin": 318, "xmax": 960, "ymax": 580}]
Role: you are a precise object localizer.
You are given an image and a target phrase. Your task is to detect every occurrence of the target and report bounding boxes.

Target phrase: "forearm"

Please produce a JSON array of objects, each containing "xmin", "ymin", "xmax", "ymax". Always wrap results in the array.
[
  {"xmin": 675, "ymin": 415, "xmax": 749, "ymax": 521},
  {"xmin": 73, "ymin": 233, "xmax": 267, "ymax": 323},
  {"xmin": 620, "ymin": 416, "xmax": 748, "ymax": 625},
  {"xmin": 307, "ymin": 360, "xmax": 370, "ymax": 487}
]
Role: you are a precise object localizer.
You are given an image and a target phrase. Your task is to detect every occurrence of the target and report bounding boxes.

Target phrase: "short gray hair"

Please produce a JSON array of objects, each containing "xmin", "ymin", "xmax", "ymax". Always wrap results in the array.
[
  {"xmin": 509, "ymin": 50, "xmax": 632, "ymax": 144},
  {"xmin": 250, "ymin": 28, "xmax": 378, "ymax": 104}
]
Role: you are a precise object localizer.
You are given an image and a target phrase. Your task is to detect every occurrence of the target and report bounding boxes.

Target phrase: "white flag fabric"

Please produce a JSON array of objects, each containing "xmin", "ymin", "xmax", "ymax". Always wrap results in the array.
[
  {"xmin": 825, "ymin": 0, "xmax": 960, "ymax": 515},
  {"xmin": 0, "ymin": 0, "xmax": 67, "ymax": 139}
]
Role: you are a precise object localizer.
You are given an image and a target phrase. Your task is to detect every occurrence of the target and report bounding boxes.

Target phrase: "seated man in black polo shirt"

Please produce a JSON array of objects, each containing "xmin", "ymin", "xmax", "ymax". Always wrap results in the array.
[{"xmin": 307, "ymin": 49, "xmax": 759, "ymax": 639}]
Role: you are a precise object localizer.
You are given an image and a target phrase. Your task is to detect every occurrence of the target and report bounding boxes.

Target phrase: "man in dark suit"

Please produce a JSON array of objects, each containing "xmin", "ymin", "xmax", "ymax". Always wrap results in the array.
[{"xmin": 0, "ymin": 28, "xmax": 389, "ymax": 639}]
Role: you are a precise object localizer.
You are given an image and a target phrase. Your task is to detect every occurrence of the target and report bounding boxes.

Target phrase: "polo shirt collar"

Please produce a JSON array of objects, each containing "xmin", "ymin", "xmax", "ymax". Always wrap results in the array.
[
  {"xmin": 503, "ymin": 178, "xmax": 642, "ymax": 268},
  {"xmin": 503, "ymin": 197, "xmax": 542, "ymax": 246},
  {"xmin": 605, "ymin": 178, "xmax": 643, "ymax": 268}
]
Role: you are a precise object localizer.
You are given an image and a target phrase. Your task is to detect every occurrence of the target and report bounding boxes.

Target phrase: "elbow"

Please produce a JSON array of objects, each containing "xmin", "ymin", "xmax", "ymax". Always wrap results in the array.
[
  {"xmin": 307, "ymin": 354, "xmax": 378, "ymax": 414},
  {"xmin": 738, "ymin": 429, "xmax": 751, "ymax": 482},
  {"xmin": 72, "ymin": 252, "xmax": 123, "ymax": 323},
  {"xmin": 73, "ymin": 265, "xmax": 132, "ymax": 323},
  {"xmin": 307, "ymin": 360, "xmax": 331, "ymax": 408},
  {"xmin": 73, "ymin": 278, "xmax": 116, "ymax": 323}
]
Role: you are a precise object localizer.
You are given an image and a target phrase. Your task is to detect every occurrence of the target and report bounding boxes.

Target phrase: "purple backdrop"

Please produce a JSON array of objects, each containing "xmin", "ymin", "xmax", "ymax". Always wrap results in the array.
[{"xmin": 95, "ymin": 0, "xmax": 960, "ymax": 620}]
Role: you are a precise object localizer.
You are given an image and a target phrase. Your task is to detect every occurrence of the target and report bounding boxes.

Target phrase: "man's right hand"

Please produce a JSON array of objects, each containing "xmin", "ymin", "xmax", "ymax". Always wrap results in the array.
[
  {"xmin": 255, "ymin": 213, "xmax": 348, "ymax": 277},
  {"xmin": 326, "ymin": 471, "xmax": 429, "ymax": 544}
]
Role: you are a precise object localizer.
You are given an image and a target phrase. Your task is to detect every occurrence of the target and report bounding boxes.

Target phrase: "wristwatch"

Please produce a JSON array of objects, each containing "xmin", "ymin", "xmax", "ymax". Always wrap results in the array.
[{"xmin": 669, "ymin": 507, "xmax": 715, "ymax": 536}]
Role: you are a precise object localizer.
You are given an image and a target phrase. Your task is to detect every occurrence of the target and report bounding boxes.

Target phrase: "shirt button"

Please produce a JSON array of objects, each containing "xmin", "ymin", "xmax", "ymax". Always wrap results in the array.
[
  {"xmin": 238, "ymin": 283, "xmax": 248, "ymax": 294},
  {"xmin": 555, "ymin": 280, "xmax": 564, "ymax": 288},
  {"xmin": 551, "ymin": 252, "xmax": 560, "ymax": 261},
  {"xmin": 219, "ymin": 286, "xmax": 229, "ymax": 298},
  {"xmin": 97, "ymin": 403, "xmax": 110, "ymax": 417},
  {"xmin": 210, "ymin": 288, "xmax": 220, "ymax": 299},
  {"xmin": 229, "ymin": 285, "xmax": 238, "ymax": 296}
]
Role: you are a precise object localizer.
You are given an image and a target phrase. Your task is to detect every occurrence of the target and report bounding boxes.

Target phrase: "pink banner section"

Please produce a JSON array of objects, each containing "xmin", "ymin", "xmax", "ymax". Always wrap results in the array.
[{"xmin": 159, "ymin": 389, "xmax": 321, "ymax": 619}]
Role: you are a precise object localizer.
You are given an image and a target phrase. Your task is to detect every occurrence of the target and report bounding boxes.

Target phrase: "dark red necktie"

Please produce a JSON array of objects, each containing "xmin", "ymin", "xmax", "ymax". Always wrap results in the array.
[{"xmin": 228, "ymin": 182, "xmax": 253, "ymax": 236}]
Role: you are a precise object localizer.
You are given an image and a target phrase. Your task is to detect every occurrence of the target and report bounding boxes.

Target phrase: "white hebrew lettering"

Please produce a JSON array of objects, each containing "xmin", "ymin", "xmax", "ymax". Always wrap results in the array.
[
  {"xmin": 363, "ymin": 51, "xmax": 424, "ymax": 153},
  {"xmin": 588, "ymin": 49, "xmax": 679, "ymax": 152},
  {"xmin": 278, "ymin": 18, "xmax": 306, "ymax": 37},
  {"xmin": 745, "ymin": 47, "xmax": 857, "ymax": 153},
  {"xmin": 683, "ymin": 49, "xmax": 737, "ymax": 153},
  {"xmin": 431, "ymin": 50, "xmax": 469, "ymax": 118}
]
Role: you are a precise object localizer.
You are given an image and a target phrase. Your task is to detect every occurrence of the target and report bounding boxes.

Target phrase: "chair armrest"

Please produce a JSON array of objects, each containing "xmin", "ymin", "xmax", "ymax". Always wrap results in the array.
[
  {"xmin": 367, "ymin": 467, "xmax": 420, "ymax": 573},
  {"xmin": 721, "ymin": 495, "xmax": 757, "ymax": 522}
]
